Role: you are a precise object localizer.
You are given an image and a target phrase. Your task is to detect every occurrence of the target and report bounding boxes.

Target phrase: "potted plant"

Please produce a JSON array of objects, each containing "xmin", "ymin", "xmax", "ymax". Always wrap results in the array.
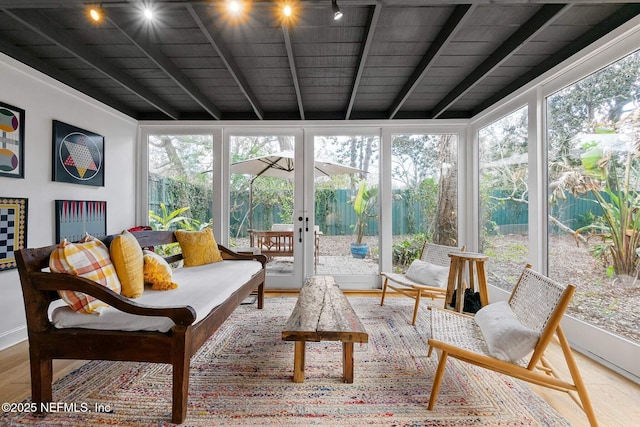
[{"xmin": 350, "ymin": 181, "xmax": 378, "ymax": 258}]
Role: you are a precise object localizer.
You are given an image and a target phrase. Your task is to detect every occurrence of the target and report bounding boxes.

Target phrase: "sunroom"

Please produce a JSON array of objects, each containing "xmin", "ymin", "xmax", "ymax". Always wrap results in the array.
[{"xmin": 0, "ymin": 1, "xmax": 638, "ymax": 425}]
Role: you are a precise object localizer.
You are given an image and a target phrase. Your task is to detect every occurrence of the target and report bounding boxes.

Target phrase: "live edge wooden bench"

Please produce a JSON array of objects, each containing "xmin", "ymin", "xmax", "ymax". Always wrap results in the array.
[{"xmin": 281, "ymin": 276, "xmax": 368, "ymax": 383}]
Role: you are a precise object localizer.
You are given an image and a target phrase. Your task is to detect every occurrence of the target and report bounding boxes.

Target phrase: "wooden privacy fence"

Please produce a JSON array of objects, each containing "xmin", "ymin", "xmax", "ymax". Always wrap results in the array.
[{"xmin": 150, "ymin": 177, "xmax": 606, "ymax": 238}]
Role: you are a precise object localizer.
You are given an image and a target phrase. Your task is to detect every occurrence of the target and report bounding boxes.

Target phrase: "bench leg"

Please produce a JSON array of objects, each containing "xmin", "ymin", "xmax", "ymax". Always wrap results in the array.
[
  {"xmin": 293, "ymin": 341, "xmax": 306, "ymax": 383},
  {"xmin": 172, "ymin": 332, "xmax": 191, "ymax": 424},
  {"xmin": 342, "ymin": 342, "xmax": 354, "ymax": 383},
  {"xmin": 257, "ymin": 283, "xmax": 264, "ymax": 309},
  {"xmin": 30, "ymin": 354, "xmax": 53, "ymax": 410}
]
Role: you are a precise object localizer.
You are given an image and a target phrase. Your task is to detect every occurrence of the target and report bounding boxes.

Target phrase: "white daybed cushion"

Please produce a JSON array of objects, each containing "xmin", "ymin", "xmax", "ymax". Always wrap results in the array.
[
  {"xmin": 50, "ymin": 260, "xmax": 262, "ymax": 333},
  {"xmin": 474, "ymin": 300, "xmax": 540, "ymax": 362},
  {"xmin": 405, "ymin": 259, "xmax": 449, "ymax": 288}
]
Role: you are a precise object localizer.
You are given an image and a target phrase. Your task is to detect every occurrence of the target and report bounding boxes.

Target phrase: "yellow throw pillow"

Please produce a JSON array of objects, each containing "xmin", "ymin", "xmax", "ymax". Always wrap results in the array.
[
  {"xmin": 49, "ymin": 234, "xmax": 122, "ymax": 313},
  {"xmin": 143, "ymin": 250, "xmax": 178, "ymax": 290},
  {"xmin": 110, "ymin": 230, "xmax": 144, "ymax": 298},
  {"xmin": 174, "ymin": 228, "xmax": 223, "ymax": 267}
]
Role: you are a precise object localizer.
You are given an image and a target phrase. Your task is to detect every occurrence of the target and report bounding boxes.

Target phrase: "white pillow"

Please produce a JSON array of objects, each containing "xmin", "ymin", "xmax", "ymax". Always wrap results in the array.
[
  {"xmin": 405, "ymin": 259, "xmax": 450, "ymax": 288},
  {"xmin": 474, "ymin": 301, "xmax": 540, "ymax": 362}
]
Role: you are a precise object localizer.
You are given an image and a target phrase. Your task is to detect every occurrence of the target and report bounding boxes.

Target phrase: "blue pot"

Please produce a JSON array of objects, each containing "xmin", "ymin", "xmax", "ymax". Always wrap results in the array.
[{"xmin": 350, "ymin": 243, "xmax": 368, "ymax": 259}]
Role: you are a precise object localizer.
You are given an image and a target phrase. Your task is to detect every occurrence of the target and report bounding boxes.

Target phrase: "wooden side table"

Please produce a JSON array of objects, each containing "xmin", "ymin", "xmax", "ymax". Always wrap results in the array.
[{"xmin": 444, "ymin": 252, "xmax": 489, "ymax": 313}]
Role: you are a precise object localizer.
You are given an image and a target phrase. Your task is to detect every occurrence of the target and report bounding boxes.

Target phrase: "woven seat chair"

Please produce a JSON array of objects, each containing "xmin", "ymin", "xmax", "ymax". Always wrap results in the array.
[
  {"xmin": 427, "ymin": 265, "xmax": 598, "ymax": 427},
  {"xmin": 380, "ymin": 242, "xmax": 464, "ymax": 325}
]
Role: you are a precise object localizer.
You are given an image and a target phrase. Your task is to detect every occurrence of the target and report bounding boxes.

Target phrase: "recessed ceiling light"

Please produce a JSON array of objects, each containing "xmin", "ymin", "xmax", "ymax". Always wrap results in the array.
[
  {"xmin": 227, "ymin": 0, "xmax": 243, "ymax": 15},
  {"xmin": 143, "ymin": 8, "xmax": 153, "ymax": 20},
  {"xmin": 88, "ymin": 6, "xmax": 102, "ymax": 22}
]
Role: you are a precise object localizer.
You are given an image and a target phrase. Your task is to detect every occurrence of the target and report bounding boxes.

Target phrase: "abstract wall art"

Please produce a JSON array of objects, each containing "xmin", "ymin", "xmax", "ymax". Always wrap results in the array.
[
  {"xmin": 55, "ymin": 200, "xmax": 107, "ymax": 243},
  {"xmin": 52, "ymin": 120, "xmax": 104, "ymax": 186},
  {"xmin": 0, "ymin": 197, "xmax": 28, "ymax": 271},
  {"xmin": 0, "ymin": 102, "xmax": 25, "ymax": 179}
]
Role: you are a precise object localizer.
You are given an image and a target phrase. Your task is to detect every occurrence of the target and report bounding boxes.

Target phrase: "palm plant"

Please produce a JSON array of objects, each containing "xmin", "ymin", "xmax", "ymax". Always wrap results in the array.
[
  {"xmin": 149, "ymin": 203, "xmax": 191, "ymax": 231},
  {"xmin": 351, "ymin": 181, "xmax": 378, "ymax": 244}
]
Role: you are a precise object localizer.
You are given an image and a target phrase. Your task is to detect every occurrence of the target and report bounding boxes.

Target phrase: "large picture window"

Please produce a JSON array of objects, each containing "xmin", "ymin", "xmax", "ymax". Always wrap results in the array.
[
  {"xmin": 478, "ymin": 107, "xmax": 529, "ymax": 291},
  {"xmin": 147, "ymin": 134, "xmax": 214, "ymax": 232},
  {"xmin": 546, "ymin": 50, "xmax": 640, "ymax": 344},
  {"xmin": 390, "ymin": 133, "xmax": 459, "ymax": 272}
]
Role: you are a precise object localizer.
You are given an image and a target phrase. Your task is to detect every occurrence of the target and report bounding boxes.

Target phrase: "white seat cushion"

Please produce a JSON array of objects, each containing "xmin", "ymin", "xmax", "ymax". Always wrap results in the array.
[
  {"xmin": 50, "ymin": 260, "xmax": 262, "ymax": 333},
  {"xmin": 405, "ymin": 259, "xmax": 449, "ymax": 288},
  {"xmin": 474, "ymin": 301, "xmax": 540, "ymax": 362}
]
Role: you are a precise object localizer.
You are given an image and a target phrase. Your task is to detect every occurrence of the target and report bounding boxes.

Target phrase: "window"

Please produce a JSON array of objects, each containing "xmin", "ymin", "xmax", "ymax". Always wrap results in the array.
[
  {"xmin": 546, "ymin": 50, "xmax": 640, "ymax": 344},
  {"xmin": 478, "ymin": 107, "xmax": 529, "ymax": 291},
  {"xmin": 390, "ymin": 133, "xmax": 459, "ymax": 272},
  {"xmin": 147, "ymin": 134, "xmax": 214, "ymax": 231}
]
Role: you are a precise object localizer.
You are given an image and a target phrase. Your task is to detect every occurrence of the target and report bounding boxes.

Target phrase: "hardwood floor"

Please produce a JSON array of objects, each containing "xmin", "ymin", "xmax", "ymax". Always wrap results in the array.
[{"xmin": 1, "ymin": 293, "xmax": 637, "ymax": 426}]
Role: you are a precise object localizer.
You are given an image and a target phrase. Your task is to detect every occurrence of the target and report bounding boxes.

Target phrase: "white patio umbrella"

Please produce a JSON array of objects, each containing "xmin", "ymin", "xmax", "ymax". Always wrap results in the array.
[
  {"xmin": 230, "ymin": 150, "xmax": 362, "ymax": 179},
  {"xmin": 230, "ymin": 151, "xmax": 363, "ymax": 229}
]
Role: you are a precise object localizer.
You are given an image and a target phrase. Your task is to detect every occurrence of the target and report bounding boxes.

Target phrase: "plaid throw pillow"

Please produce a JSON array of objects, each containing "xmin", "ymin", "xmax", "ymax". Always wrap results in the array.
[{"xmin": 50, "ymin": 234, "xmax": 122, "ymax": 313}]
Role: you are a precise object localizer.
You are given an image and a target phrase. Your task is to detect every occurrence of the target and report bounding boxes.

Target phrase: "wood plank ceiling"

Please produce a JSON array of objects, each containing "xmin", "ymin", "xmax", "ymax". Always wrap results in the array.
[{"xmin": 0, "ymin": 0, "xmax": 639, "ymax": 121}]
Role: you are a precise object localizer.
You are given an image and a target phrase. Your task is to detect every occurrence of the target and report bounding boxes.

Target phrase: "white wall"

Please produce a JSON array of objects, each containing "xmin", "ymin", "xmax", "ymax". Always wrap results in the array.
[{"xmin": 0, "ymin": 53, "xmax": 138, "ymax": 350}]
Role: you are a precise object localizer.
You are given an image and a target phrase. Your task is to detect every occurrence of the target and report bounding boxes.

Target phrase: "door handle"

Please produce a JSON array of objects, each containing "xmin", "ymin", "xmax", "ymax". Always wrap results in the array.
[
  {"xmin": 305, "ymin": 217, "xmax": 309, "ymax": 232},
  {"xmin": 298, "ymin": 228, "xmax": 303, "ymax": 242}
]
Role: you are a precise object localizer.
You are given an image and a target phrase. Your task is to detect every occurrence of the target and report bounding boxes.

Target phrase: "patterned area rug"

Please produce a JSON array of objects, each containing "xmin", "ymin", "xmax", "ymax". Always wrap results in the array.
[{"xmin": 2, "ymin": 297, "xmax": 569, "ymax": 426}]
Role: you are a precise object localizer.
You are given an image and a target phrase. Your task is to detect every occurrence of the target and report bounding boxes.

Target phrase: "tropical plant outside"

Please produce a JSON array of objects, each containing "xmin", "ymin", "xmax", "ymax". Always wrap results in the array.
[
  {"xmin": 350, "ymin": 181, "xmax": 378, "ymax": 244},
  {"xmin": 565, "ymin": 124, "xmax": 640, "ymax": 280}
]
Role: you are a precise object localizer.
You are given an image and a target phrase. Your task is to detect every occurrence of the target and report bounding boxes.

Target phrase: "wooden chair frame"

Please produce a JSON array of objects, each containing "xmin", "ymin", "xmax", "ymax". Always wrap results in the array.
[
  {"xmin": 380, "ymin": 242, "xmax": 465, "ymax": 325},
  {"xmin": 427, "ymin": 265, "xmax": 598, "ymax": 427}
]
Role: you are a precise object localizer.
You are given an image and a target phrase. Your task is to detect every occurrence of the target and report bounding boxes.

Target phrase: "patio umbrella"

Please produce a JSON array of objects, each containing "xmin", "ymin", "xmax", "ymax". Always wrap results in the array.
[
  {"xmin": 230, "ymin": 150, "xmax": 362, "ymax": 179},
  {"xmin": 231, "ymin": 151, "xmax": 362, "ymax": 229}
]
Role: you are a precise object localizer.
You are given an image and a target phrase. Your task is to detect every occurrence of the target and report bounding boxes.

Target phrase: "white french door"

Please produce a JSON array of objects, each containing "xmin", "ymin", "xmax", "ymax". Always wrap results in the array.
[
  {"xmin": 303, "ymin": 129, "xmax": 381, "ymax": 289},
  {"xmin": 226, "ymin": 130, "xmax": 306, "ymax": 288}
]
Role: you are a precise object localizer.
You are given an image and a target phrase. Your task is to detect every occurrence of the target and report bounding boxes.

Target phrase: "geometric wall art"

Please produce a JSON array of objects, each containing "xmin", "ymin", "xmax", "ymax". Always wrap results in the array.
[
  {"xmin": 0, "ymin": 101, "xmax": 25, "ymax": 179},
  {"xmin": 52, "ymin": 120, "xmax": 104, "ymax": 186},
  {"xmin": 0, "ymin": 197, "xmax": 28, "ymax": 272},
  {"xmin": 55, "ymin": 200, "xmax": 106, "ymax": 243}
]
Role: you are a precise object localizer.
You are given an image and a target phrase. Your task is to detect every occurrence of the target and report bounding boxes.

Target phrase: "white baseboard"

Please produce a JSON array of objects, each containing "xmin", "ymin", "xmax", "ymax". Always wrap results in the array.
[{"xmin": 0, "ymin": 326, "xmax": 27, "ymax": 352}]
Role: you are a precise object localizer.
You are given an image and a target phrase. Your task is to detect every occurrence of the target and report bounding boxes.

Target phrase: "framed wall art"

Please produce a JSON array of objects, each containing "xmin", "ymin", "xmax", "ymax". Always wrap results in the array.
[
  {"xmin": 0, "ymin": 101, "xmax": 25, "ymax": 179},
  {"xmin": 0, "ymin": 197, "xmax": 28, "ymax": 271},
  {"xmin": 52, "ymin": 120, "xmax": 104, "ymax": 186},
  {"xmin": 55, "ymin": 200, "xmax": 107, "ymax": 243}
]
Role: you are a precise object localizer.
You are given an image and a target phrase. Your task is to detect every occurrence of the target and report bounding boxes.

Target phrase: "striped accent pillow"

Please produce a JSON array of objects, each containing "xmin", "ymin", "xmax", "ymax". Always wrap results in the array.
[{"xmin": 49, "ymin": 235, "xmax": 122, "ymax": 313}]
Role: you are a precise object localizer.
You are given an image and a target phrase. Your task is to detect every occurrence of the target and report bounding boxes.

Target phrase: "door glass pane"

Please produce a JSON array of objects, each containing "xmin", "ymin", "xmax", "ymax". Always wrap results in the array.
[
  {"xmin": 390, "ymin": 133, "xmax": 459, "ymax": 272},
  {"xmin": 314, "ymin": 135, "xmax": 380, "ymax": 278},
  {"xmin": 546, "ymin": 50, "xmax": 640, "ymax": 344},
  {"xmin": 147, "ymin": 133, "xmax": 214, "ymax": 233},
  {"xmin": 478, "ymin": 107, "xmax": 529, "ymax": 290},
  {"xmin": 229, "ymin": 135, "xmax": 296, "ymax": 277}
]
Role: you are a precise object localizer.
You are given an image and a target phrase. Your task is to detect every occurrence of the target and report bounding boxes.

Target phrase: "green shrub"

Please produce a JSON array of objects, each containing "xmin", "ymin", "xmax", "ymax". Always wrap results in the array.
[{"xmin": 392, "ymin": 233, "xmax": 427, "ymax": 269}]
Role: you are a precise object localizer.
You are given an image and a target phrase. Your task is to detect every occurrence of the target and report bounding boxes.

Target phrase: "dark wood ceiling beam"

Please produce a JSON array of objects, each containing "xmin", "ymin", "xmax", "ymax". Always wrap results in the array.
[
  {"xmin": 106, "ymin": 13, "xmax": 222, "ymax": 120},
  {"xmin": 387, "ymin": 4, "xmax": 476, "ymax": 119},
  {"xmin": 187, "ymin": 4, "xmax": 263, "ymax": 120},
  {"xmin": 472, "ymin": 3, "xmax": 640, "ymax": 117},
  {"xmin": 1, "ymin": 8, "xmax": 180, "ymax": 120},
  {"xmin": 346, "ymin": 2, "xmax": 381, "ymax": 120},
  {"xmin": 0, "ymin": 37, "xmax": 138, "ymax": 118},
  {"xmin": 431, "ymin": 3, "xmax": 571, "ymax": 119},
  {"xmin": 282, "ymin": 24, "xmax": 305, "ymax": 120}
]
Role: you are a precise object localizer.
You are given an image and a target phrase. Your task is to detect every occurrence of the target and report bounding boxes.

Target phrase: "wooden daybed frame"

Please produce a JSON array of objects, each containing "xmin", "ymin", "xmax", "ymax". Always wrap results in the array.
[{"xmin": 15, "ymin": 230, "xmax": 266, "ymax": 424}]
